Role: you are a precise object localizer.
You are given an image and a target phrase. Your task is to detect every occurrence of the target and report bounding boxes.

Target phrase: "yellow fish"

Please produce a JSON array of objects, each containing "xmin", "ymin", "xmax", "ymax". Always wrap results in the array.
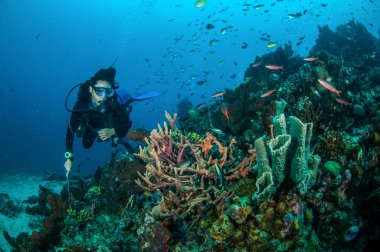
[
  {"xmin": 267, "ymin": 41, "xmax": 278, "ymax": 47},
  {"xmin": 194, "ymin": 0, "xmax": 206, "ymax": 8}
]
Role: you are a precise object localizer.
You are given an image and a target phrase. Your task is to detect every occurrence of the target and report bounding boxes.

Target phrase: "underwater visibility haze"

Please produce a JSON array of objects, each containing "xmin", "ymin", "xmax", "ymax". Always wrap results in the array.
[{"xmin": 0, "ymin": 0, "xmax": 380, "ymax": 251}]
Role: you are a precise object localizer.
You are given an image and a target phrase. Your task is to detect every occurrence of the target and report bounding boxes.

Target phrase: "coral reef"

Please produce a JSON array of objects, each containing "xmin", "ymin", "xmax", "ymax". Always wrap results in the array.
[{"xmin": 4, "ymin": 20, "xmax": 380, "ymax": 251}]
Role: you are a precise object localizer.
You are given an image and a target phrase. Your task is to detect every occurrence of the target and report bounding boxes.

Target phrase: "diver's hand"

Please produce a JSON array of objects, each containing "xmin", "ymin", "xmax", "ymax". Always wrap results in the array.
[
  {"xmin": 64, "ymin": 159, "xmax": 72, "ymax": 177},
  {"xmin": 98, "ymin": 128, "xmax": 115, "ymax": 141}
]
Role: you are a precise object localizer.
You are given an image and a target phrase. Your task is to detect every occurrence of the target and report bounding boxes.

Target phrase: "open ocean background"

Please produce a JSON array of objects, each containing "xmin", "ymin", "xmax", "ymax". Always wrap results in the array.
[{"xmin": 0, "ymin": 0, "xmax": 378, "ymax": 176}]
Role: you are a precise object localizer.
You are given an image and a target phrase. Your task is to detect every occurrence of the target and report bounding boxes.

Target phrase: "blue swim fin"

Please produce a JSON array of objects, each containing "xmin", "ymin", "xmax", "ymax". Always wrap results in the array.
[
  {"xmin": 116, "ymin": 89, "xmax": 161, "ymax": 105},
  {"xmin": 116, "ymin": 89, "xmax": 133, "ymax": 105},
  {"xmin": 133, "ymin": 91, "xmax": 161, "ymax": 101}
]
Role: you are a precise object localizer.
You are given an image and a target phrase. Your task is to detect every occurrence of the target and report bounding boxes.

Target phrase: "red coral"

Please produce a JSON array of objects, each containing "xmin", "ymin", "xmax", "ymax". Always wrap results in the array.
[
  {"xmin": 139, "ymin": 221, "xmax": 171, "ymax": 252},
  {"xmin": 30, "ymin": 195, "xmax": 68, "ymax": 249}
]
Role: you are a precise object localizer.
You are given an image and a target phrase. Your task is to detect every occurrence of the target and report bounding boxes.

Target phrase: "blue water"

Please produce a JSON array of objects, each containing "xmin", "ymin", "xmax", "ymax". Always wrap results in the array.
[{"xmin": 0, "ymin": 0, "xmax": 378, "ymax": 175}]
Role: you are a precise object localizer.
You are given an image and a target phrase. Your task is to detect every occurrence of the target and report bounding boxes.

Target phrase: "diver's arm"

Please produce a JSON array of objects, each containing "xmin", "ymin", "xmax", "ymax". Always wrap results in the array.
[
  {"xmin": 64, "ymin": 105, "xmax": 82, "ymax": 176},
  {"xmin": 65, "ymin": 103, "xmax": 82, "ymax": 158},
  {"xmin": 65, "ymin": 124, "xmax": 75, "ymax": 157},
  {"xmin": 64, "ymin": 121, "xmax": 75, "ymax": 176}
]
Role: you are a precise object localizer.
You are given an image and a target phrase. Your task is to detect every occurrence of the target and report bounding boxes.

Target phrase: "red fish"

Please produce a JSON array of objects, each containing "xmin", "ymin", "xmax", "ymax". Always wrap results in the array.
[
  {"xmin": 265, "ymin": 65, "xmax": 283, "ymax": 70},
  {"xmin": 221, "ymin": 103, "xmax": 230, "ymax": 123},
  {"xmin": 260, "ymin": 88, "xmax": 277, "ymax": 98},
  {"xmin": 303, "ymin": 57, "xmax": 318, "ymax": 61},
  {"xmin": 195, "ymin": 103, "xmax": 205, "ymax": 110},
  {"xmin": 251, "ymin": 62, "xmax": 261, "ymax": 68},
  {"xmin": 317, "ymin": 79, "xmax": 342, "ymax": 96},
  {"xmin": 211, "ymin": 91, "xmax": 225, "ymax": 98},
  {"xmin": 335, "ymin": 98, "xmax": 351, "ymax": 106}
]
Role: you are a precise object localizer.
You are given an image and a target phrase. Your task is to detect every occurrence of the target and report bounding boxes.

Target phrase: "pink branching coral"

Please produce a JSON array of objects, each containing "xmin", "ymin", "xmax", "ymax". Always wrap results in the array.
[{"xmin": 135, "ymin": 111, "xmax": 230, "ymax": 220}]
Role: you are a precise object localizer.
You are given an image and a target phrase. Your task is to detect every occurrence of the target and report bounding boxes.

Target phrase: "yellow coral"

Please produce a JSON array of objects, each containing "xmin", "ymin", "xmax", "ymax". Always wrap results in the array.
[
  {"xmin": 187, "ymin": 132, "xmax": 201, "ymax": 143},
  {"xmin": 276, "ymin": 201, "xmax": 287, "ymax": 218},
  {"xmin": 210, "ymin": 214, "xmax": 234, "ymax": 243}
]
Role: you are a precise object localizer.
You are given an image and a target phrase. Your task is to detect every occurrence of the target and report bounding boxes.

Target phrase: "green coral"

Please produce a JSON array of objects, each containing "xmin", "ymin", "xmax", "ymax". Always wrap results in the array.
[
  {"xmin": 188, "ymin": 109, "xmax": 199, "ymax": 118},
  {"xmin": 324, "ymin": 161, "xmax": 342, "ymax": 177},
  {"xmin": 77, "ymin": 207, "xmax": 93, "ymax": 223},
  {"xmin": 67, "ymin": 208, "xmax": 77, "ymax": 217},
  {"xmin": 187, "ymin": 132, "xmax": 201, "ymax": 143},
  {"xmin": 88, "ymin": 185, "xmax": 103, "ymax": 195}
]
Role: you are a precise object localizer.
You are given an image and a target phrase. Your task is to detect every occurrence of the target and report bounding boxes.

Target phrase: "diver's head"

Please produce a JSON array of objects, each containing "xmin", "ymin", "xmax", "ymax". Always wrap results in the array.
[
  {"xmin": 89, "ymin": 67, "xmax": 117, "ymax": 106},
  {"xmin": 90, "ymin": 80, "xmax": 115, "ymax": 105},
  {"xmin": 91, "ymin": 67, "xmax": 116, "ymax": 87}
]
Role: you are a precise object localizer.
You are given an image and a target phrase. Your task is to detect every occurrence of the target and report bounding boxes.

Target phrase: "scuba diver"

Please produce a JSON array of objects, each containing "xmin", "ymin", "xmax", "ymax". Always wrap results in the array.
[{"xmin": 64, "ymin": 67, "xmax": 157, "ymax": 176}]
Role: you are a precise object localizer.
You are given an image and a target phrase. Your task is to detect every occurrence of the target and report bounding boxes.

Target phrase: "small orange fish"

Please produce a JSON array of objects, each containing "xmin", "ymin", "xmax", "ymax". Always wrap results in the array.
[
  {"xmin": 260, "ymin": 88, "xmax": 277, "ymax": 98},
  {"xmin": 221, "ymin": 103, "xmax": 230, "ymax": 122},
  {"xmin": 317, "ymin": 79, "xmax": 342, "ymax": 96},
  {"xmin": 265, "ymin": 65, "xmax": 283, "ymax": 70},
  {"xmin": 211, "ymin": 91, "xmax": 225, "ymax": 98},
  {"xmin": 303, "ymin": 57, "xmax": 318, "ymax": 61},
  {"xmin": 335, "ymin": 98, "xmax": 351, "ymax": 106}
]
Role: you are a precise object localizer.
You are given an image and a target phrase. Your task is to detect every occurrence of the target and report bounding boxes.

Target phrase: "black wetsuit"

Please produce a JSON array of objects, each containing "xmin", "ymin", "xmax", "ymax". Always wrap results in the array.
[{"xmin": 65, "ymin": 98, "xmax": 131, "ymax": 158}]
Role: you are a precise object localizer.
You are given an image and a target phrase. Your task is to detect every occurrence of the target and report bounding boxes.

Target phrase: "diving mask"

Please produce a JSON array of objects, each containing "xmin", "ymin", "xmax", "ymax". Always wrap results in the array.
[{"xmin": 93, "ymin": 86, "xmax": 115, "ymax": 99}]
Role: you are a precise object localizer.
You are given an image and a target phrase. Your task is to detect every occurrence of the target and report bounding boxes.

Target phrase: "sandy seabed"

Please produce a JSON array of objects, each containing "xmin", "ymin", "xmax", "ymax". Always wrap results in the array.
[{"xmin": 0, "ymin": 173, "xmax": 65, "ymax": 251}]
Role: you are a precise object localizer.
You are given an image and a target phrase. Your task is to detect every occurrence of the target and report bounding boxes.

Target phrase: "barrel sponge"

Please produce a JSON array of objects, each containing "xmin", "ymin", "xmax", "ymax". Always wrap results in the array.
[
  {"xmin": 275, "ymin": 99, "xmax": 287, "ymax": 116},
  {"xmin": 252, "ymin": 171, "xmax": 275, "ymax": 201},
  {"xmin": 272, "ymin": 113, "xmax": 287, "ymax": 137},
  {"xmin": 289, "ymin": 116, "xmax": 313, "ymax": 184},
  {"xmin": 268, "ymin": 134, "xmax": 291, "ymax": 185},
  {"xmin": 297, "ymin": 155, "xmax": 321, "ymax": 194},
  {"xmin": 254, "ymin": 137, "xmax": 271, "ymax": 175},
  {"xmin": 253, "ymin": 137, "xmax": 275, "ymax": 201}
]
